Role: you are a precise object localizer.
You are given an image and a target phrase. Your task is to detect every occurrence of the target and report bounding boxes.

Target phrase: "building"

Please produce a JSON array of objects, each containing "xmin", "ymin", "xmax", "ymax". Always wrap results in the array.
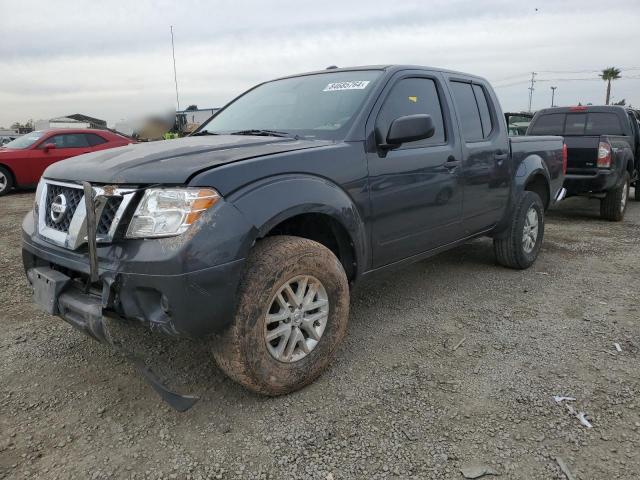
[
  {"xmin": 35, "ymin": 113, "xmax": 107, "ymax": 131},
  {"xmin": 0, "ymin": 128, "xmax": 20, "ymax": 145}
]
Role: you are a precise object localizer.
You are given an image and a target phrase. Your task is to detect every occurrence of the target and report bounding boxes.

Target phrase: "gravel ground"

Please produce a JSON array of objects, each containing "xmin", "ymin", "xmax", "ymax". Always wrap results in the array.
[{"xmin": 1, "ymin": 190, "xmax": 639, "ymax": 480}]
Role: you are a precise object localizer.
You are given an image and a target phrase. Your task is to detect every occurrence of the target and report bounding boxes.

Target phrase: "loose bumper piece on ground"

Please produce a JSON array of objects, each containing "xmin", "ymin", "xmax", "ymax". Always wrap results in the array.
[{"xmin": 28, "ymin": 265, "xmax": 199, "ymax": 412}]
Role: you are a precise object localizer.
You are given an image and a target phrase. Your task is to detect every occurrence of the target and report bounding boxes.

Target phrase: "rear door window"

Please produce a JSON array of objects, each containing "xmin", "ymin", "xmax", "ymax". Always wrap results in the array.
[
  {"xmin": 472, "ymin": 84, "xmax": 493, "ymax": 138},
  {"xmin": 450, "ymin": 81, "xmax": 483, "ymax": 141},
  {"xmin": 376, "ymin": 77, "xmax": 446, "ymax": 147}
]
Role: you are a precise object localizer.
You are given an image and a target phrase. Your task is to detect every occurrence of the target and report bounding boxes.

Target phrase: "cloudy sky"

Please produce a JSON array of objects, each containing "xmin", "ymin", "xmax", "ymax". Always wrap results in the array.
[{"xmin": 1, "ymin": 0, "xmax": 639, "ymax": 128}]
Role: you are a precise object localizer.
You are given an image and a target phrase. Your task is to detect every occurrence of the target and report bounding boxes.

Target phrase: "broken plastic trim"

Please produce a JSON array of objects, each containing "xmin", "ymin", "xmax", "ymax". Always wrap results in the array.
[
  {"xmin": 79, "ymin": 181, "xmax": 199, "ymax": 412},
  {"xmin": 109, "ymin": 339, "xmax": 199, "ymax": 413},
  {"xmin": 82, "ymin": 182, "xmax": 99, "ymax": 286}
]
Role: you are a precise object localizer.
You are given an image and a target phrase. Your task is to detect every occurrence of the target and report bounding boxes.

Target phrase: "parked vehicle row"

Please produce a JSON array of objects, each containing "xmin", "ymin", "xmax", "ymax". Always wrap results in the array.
[
  {"xmin": 21, "ymin": 65, "xmax": 566, "ymax": 409},
  {"xmin": 527, "ymin": 105, "xmax": 640, "ymax": 220},
  {"xmin": 0, "ymin": 129, "xmax": 133, "ymax": 196}
]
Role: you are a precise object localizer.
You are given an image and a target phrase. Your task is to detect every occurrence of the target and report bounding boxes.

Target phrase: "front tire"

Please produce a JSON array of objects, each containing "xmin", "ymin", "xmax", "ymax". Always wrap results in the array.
[
  {"xmin": 0, "ymin": 166, "xmax": 13, "ymax": 196},
  {"xmin": 600, "ymin": 171, "xmax": 630, "ymax": 221},
  {"xmin": 212, "ymin": 236, "xmax": 350, "ymax": 396},
  {"xmin": 494, "ymin": 191, "xmax": 545, "ymax": 270}
]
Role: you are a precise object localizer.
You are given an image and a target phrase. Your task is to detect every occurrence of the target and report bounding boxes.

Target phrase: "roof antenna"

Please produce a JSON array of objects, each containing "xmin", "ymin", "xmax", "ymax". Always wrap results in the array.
[
  {"xmin": 326, "ymin": 65, "xmax": 338, "ymax": 70},
  {"xmin": 170, "ymin": 26, "xmax": 180, "ymax": 111}
]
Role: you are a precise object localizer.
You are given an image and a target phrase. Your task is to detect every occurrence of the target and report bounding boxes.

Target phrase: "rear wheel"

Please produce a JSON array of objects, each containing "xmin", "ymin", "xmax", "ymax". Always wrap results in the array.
[
  {"xmin": 494, "ymin": 191, "xmax": 545, "ymax": 270},
  {"xmin": 600, "ymin": 172, "xmax": 630, "ymax": 221},
  {"xmin": 212, "ymin": 236, "xmax": 350, "ymax": 396},
  {"xmin": 0, "ymin": 166, "xmax": 13, "ymax": 196}
]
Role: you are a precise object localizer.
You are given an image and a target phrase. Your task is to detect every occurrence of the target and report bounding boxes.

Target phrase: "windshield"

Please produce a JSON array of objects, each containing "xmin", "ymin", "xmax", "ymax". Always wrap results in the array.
[
  {"xmin": 197, "ymin": 70, "xmax": 382, "ymax": 140},
  {"xmin": 3, "ymin": 131, "xmax": 46, "ymax": 149}
]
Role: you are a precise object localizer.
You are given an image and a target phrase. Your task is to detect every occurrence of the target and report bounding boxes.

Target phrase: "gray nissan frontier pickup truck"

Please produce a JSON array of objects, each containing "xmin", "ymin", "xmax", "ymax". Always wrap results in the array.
[{"xmin": 22, "ymin": 65, "xmax": 566, "ymax": 409}]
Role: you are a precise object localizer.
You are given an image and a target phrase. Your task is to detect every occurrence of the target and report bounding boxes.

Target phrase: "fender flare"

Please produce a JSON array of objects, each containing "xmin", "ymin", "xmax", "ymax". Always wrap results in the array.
[
  {"xmin": 227, "ymin": 174, "xmax": 369, "ymax": 277},
  {"xmin": 493, "ymin": 154, "xmax": 551, "ymax": 237},
  {"xmin": 513, "ymin": 154, "xmax": 551, "ymax": 200}
]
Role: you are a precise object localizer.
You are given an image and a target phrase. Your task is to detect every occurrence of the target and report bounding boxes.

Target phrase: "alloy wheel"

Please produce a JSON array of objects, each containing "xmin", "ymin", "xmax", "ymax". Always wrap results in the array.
[
  {"xmin": 522, "ymin": 207, "xmax": 539, "ymax": 254},
  {"xmin": 264, "ymin": 275, "xmax": 329, "ymax": 363}
]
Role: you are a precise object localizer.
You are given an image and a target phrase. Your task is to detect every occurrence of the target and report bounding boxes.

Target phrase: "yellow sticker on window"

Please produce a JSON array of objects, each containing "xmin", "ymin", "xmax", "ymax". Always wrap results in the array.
[{"xmin": 408, "ymin": 96, "xmax": 418, "ymax": 103}]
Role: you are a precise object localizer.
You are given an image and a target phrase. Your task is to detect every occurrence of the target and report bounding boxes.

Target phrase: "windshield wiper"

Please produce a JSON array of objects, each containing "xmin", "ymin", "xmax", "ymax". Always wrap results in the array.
[
  {"xmin": 190, "ymin": 130, "xmax": 218, "ymax": 136},
  {"xmin": 229, "ymin": 129, "xmax": 291, "ymax": 138}
]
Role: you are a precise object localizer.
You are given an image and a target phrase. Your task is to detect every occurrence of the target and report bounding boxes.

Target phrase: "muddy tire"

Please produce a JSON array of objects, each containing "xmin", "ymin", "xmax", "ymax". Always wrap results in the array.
[
  {"xmin": 600, "ymin": 172, "xmax": 630, "ymax": 221},
  {"xmin": 212, "ymin": 236, "xmax": 350, "ymax": 396},
  {"xmin": 0, "ymin": 166, "xmax": 13, "ymax": 196},
  {"xmin": 494, "ymin": 191, "xmax": 545, "ymax": 270}
]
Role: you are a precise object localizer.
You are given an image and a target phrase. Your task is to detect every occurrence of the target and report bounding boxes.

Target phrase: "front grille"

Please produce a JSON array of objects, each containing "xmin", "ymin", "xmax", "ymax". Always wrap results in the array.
[
  {"xmin": 44, "ymin": 184, "xmax": 84, "ymax": 233},
  {"xmin": 97, "ymin": 197, "xmax": 123, "ymax": 235},
  {"xmin": 39, "ymin": 180, "xmax": 136, "ymax": 250}
]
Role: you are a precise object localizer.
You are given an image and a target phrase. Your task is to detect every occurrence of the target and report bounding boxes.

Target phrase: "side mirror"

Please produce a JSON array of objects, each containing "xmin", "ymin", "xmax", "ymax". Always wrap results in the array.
[
  {"xmin": 42, "ymin": 143, "xmax": 56, "ymax": 152},
  {"xmin": 383, "ymin": 114, "xmax": 435, "ymax": 149}
]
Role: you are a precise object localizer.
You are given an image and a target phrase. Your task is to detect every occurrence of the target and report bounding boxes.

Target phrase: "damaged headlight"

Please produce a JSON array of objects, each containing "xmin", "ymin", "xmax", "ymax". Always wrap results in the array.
[
  {"xmin": 33, "ymin": 178, "xmax": 45, "ymax": 215},
  {"xmin": 126, "ymin": 188, "xmax": 220, "ymax": 238}
]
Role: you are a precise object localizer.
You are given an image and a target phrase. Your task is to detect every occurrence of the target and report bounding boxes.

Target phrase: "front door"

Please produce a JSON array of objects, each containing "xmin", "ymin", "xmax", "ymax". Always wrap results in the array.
[
  {"xmin": 368, "ymin": 74, "xmax": 464, "ymax": 268},
  {"xmin": 32, "ymin": 133, "xmax": 93, "ymax": 183}
]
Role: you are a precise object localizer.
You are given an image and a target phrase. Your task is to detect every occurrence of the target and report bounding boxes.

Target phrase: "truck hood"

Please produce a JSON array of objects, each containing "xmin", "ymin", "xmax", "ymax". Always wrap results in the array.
[{"xmin": 43, "ymin": 135, "xmax": 334, "ymax": 184}]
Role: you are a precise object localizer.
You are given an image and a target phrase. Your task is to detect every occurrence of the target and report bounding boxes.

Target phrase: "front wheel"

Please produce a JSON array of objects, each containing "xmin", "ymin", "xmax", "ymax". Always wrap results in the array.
[
  {"xmin": 600, "ymin": 172, "xmax": 630, "ymax": 221},
  {"xmin": 212, "ymin": 236, "xmax": 350, "ymax": 396},
  {"xmin": 494, "ymin": 191, "xmax": 545, "ymax": 270}
]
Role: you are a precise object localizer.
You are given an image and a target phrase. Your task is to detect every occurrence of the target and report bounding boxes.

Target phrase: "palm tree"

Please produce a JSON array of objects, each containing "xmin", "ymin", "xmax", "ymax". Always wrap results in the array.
[{"xmin": 600, "ymin": 67, "xmax": 622, "ymax": 105}]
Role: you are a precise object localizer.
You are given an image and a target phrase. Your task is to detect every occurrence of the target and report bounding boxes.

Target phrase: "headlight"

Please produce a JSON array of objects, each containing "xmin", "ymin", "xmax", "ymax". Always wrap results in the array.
[
  {"xmin": 126, "ymin": 188, "xmax": 220, "ymax": 238},
  {"xmin": 34, "ymin": 178, "xmax": 45, "ymax": 215}
]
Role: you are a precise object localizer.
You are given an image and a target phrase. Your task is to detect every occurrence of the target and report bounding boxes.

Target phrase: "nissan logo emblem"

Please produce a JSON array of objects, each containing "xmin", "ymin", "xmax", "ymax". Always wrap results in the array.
[{"xmin": 50, "ymin": 194, "xmax": 68, "ymax": 224}]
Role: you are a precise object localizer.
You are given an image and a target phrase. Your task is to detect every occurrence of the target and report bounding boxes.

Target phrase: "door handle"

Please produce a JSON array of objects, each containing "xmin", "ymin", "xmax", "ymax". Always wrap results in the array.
[
  {"xmin": 444, "ymin": 156, "xmax": 461, "ymax": 169},
  {"xmin": 495, "ymin": 153, "xmax": 509, "ymax": 161}
]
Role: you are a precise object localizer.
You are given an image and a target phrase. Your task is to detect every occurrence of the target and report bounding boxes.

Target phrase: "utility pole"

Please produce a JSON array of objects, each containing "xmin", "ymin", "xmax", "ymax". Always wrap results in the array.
[
  {"xmin": 170, "ymin": 25, "xmax": 180, "ymax": 112},
  {"xmin": 550, "ymin": 86, "xmax": 557, "ymax": 107},
  {"xmin": 527, "ymin": 72, "xmax": 537, "ymax": 112}
]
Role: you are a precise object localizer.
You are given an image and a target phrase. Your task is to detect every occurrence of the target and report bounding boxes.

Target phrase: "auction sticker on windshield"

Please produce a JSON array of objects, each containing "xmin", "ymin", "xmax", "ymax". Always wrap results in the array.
[{"xmin": 323, "ymin": 81, "xmax": 370, "ymax": 92}]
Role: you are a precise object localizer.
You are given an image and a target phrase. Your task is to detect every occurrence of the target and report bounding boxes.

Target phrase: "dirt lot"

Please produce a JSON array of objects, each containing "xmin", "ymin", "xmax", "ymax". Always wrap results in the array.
[{"xmin": 1, "ymin": 190, "xmax": 639, "ymax": 480}]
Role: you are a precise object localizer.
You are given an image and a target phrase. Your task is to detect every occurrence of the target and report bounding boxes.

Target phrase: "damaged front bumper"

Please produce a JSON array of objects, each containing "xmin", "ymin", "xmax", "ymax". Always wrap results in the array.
[
  {"xmin": 21, "ymin": 184, "xmax": 251, "ymax": 410},
  {"xmin": 26, "ymin": 265, "xmax": 200, "ymax": 411},
  {"xmin": 22, "ymin": 206, "xmax": 247, "ymax": 338}
]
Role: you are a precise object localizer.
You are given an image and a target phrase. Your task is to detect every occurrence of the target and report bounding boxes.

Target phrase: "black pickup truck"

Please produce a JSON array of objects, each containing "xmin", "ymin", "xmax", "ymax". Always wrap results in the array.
[
  {"xmin": 527, "ymin": 105, "xmax": 640, "ymax": 221},
  {"xmin": 22, "ymin": 65, "xmax": 565, "ymax": 408}
]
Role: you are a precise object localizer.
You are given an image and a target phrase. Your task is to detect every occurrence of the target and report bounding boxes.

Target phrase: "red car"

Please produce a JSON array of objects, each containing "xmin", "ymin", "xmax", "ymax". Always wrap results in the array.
[{"xmin": 0, "ymin": 129, "xmax": 133, "ymax": 196}]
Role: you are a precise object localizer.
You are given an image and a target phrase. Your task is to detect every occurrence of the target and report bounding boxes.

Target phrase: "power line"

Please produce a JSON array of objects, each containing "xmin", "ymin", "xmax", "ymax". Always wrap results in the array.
[
  {"xmin": 494, "ymin": 75, "xmax": 640, "ymax": 89},
  {"xmin": 492, "ymin": 66, "xmax": 640, "ymax": 85}
]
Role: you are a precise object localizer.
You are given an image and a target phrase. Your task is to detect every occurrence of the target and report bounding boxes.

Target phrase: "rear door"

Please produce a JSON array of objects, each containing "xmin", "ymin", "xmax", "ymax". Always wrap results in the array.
[
  {"xmin": 367, "ymin": 72, "xmax": 464, "ymax": 267},
  {"xmin": 447, "ymin": 79, "xmax": 510, "ymax": 233}
]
